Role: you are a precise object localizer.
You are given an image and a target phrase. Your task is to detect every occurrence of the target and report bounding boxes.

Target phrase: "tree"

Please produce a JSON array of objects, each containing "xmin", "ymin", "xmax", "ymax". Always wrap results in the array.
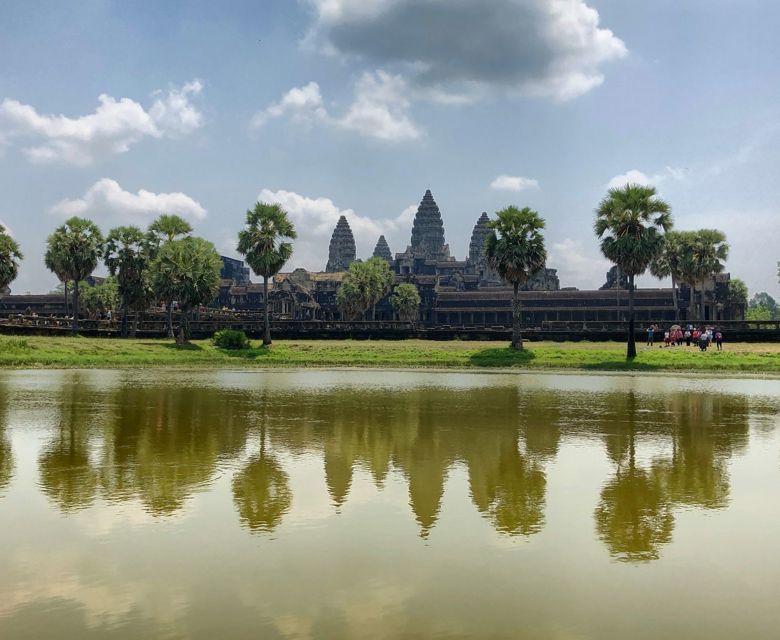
[
  {"xmin": 237, "ymin": 202, "xmax": 297, "ymax": 346},
  {"xmin": 79, "ymin": 277, "xmax": 119, "ymax": 317},
  {"xmin": 595, "ymin": 185, "xmax": 672, "ymax": 358},
  {"xmin": 104, "ymin": 226, "xmax": 153, "ymax": 337},
  {"xmin": 485, "ymin": 206, "xmax": 547, "ymax": 350},
  {"xmin": 650, "ymin": 231, "xmax": 688, "ymax": 321},
  {"xmin": 148, "ymin": 214, "xmax": 192, "ymax": 338},
  {"xmin": 336, "ymin": 258, "xmax": 394, "ymax": 321},
  {"xmin": 44, "ymin": 235, "xmax": 71, "ymax": 314},
  {"xmin": 679, "ymin": 229, "xmax": 729, "ymax": 322},
  {"xmin": 0, "ymin": 224, "xmax": 22, "ymax": 296},
  {"xmin": 45, "ymin": 217, "xmax": 104, "ymax": 334},
  {"xmin": 748, "ymin": 292, "xmax": 778, "ymax": 320},
  {"xmin": 149, "ymin": 237, "xmax": 222, "ymax": 344},
  {"xmin": 391, "ymin": 282, "xmax": 421, "ymax": 327}
]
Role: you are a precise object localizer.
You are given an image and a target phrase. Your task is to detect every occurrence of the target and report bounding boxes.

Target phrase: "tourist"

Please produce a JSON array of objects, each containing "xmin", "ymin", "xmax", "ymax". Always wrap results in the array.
[
  {"xmin": 647, "ymin": 324, "xmax": 655, "ymax": 346},
  {"xmin": 715, "ymin": 330, "xmax": 723, "ymax": 351},
  {"xmin": 698, "ymin": 331, "xmax": 709, "ymax": 351},
  {"xmin": 684, "ymin": 328, "xmax": 692, "ymax": 347},
  {"xmin": 663, "ymin": 330, "xmax": 670, "ymax": 347}
]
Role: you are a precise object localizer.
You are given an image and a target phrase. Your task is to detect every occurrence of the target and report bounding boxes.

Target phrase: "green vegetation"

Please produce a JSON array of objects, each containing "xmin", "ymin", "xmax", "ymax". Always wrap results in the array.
[
  {"xmin": 485, "ymin": 206, "xmax": 547, "ymax": 350},
  {"xmin": 390, "ymin": 282, "xmax": 421, "ymax": 326},
  {"xmin": 212, "ymin": 329, "xmax": 250, "ymax": 350},
  {"xmin": 337, "ymin": 257, "xmax": 394, "ymax": 321},
  {"xmin": 747, "ymin": 292, "xmax": 779, "ymax": 321},
  {"xmin": 237, "ymin": 202, "xmax": 297, "ymax": 346},
  {"xmin": 1, "ymin": 336, "xmax": 778, "ymax": 373},
  {"xmin": 595, "ymin": 184, "xmax": 672, "ymax": 359},
  {"xmin": 0, "ymin": 224, "xmax": 23, "ymax": 294}
]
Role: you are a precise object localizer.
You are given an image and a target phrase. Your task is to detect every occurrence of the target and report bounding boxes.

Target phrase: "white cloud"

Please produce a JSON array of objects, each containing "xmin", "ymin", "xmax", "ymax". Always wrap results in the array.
[
  {"xmin": 547, "ymin": 238, "xmax": 610, "ymax": 290},
  {"xmin": 606, "ymin": 166, "xmax": 688, "ymax": 190},
  {"xmin": 257, "ymin": 188, "xmax": 415, "ymax": 270},
  {"xmin": 250, "ymin": 81, "xmax": 327, "ymax": 128},
  {"xmin": 490, "ymin": 175, "xmax": 539, "ymax": 192},
  {"xmin": 0, "ymin": 80, "xmax": 203, "ymax": 166},
  {"xmin": 307, "ymin": 0, "xmax": 627, "ymax": 102},
  {"xmin": 49, "ymin": 178, "xmax": 207, "ymax": 222},
  {"xmin": 251, "ymin": 72, "xmax": 421, "ymax": 142}
]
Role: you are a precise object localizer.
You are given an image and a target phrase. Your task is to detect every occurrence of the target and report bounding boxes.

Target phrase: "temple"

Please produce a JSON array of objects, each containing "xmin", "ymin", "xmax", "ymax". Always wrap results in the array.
[{"xmin": 326, "ymin": 215, "xmax": 356, "ymax": 272}]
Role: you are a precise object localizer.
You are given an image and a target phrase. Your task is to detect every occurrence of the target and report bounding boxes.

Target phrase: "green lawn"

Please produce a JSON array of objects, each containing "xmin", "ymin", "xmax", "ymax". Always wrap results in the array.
[{"xmin": 1, "ymin": 335, "xmax": 779, "ymax": 373}]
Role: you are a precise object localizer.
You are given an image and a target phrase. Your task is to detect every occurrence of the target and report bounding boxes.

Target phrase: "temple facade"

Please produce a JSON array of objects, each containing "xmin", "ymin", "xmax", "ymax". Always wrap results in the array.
[{"xmin": 326, "ymin": 215, "xmax": 356, "ymax": 272}]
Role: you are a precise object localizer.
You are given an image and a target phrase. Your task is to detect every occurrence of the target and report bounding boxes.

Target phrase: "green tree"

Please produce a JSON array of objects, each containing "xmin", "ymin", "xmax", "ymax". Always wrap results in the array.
[
  {"xmin": 650, "ymin": 230, "xmax": 688, "ymax": 321},
  {"xmin": 679, "ymin": 229, "xmax": 729, "ymax": 321},
  {"xmin": 104, "ymin": 226, "xmax": 153, "ymax": 337},
  {"xmin": 79, "ymin": 277, "xmax": 119, "ymax": 317},
  {"xmin": 149, "ymin": 236, "xmax": 222, "ymax": 344},
  {"xmin": 485, "ymin": 206, "xmax": 547, "ymax": 350},
  {"xmin": 336, "ymin": 257, "xmax": 394, "ymax": 321},
  {"xmin": 0, "ymin": 224, "xmax": 22, "ymax": 296},
  {"xmin": 44, "ymin": 236, "xmax": 71, "ymax": 314},
  {"xmin": 391, "ymin": 282, "xmax": 421, "ymax": 327},
  {"xmin": 595, "ymin": 185, "xmax": 672, "ymax": 358},
  {"xmin": 148, "ymin": 214, "xmax": 193, "ymax": 338},
  {"xmin": 45, "ymin": 217, "xmax": 104, "ymax": 334},
  {"xmin": 237, "ymin": 202, "xmax": 297, "ymax": 346},
  {"xmin": 748, "ymin": 292, "xmax": 778, "ymax": 320}
]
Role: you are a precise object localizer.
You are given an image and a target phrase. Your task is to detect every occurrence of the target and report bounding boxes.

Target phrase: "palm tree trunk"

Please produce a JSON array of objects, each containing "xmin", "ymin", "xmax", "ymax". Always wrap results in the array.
[
  {"xmin": 689, "ymin": 283, "xmax": 695, "ymax": 323},
  {"xmin": 263, "ymin": 276, "xmax": 271, "ymax": 346},
  {"xmin": 671, "ymin": 275, "xmax": 679, "ymax": 322},
  {"xmin": 120, "ymin": 297, "xmax": 128, "ymax": 338},
  {"xmin": 627, "ymin": 274, "xmax": 637, "ymax": 359},
  {"xmin": 511, "ymin": 281, "xmax": 523, "ymax": 350},
  {"xmin": 131, "ymin": 311, "xmax": 138, "ymax": 338},
  {"xmin": 63, "ymin": 281, "xmax": 69, "ymax": 315},
  {"xmin": 71, "ymin": 282, "xmax": 80, "ymax": 335},
  {"xmin": 177, "ymin": 307, "xmax": 189, "ymax": 344},
  {"xmin": 166, "ymin": 299, "xmax": 174, "ymax": 339}
]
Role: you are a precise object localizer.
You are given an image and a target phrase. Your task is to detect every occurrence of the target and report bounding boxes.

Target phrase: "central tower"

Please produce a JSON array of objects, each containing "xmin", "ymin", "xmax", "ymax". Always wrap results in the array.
[{"xmin": 409, "ymin": 189, "xmax": 449, "ymax": 259}]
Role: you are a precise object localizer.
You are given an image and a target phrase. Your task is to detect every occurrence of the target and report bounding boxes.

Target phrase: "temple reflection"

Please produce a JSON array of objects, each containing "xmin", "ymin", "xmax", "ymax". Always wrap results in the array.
[
  {"xmin": 0, "ymin": 379, "xmax": 12, "ymax": 495},
  {"xmin": 30, "ymin": 375, "xmax": 755, "ymax": 549}
]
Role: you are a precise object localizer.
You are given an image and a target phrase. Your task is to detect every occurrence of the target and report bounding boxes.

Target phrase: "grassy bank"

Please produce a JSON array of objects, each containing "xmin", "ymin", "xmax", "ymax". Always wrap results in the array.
[{"xmin": 1, "ymin": 335, "xmax": 779, "ymax": 373}]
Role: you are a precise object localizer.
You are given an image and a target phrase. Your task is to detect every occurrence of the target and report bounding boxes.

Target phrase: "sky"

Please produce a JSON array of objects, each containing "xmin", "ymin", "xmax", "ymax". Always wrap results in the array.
[{"xmin": 1, "ymin": 0, "xmax": 778, "ymax": 297}]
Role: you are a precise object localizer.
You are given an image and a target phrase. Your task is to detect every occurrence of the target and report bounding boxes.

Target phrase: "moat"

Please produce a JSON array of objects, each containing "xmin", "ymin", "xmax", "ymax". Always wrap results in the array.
[{"xmin": 1, "ymin": 370, "xmax": 779, "ymax": 639}]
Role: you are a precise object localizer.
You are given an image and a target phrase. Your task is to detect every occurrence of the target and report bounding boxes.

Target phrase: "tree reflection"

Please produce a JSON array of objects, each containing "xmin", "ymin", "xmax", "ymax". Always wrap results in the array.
[
  {"xmin": 233, "ymin": 428, "xmax": 291, "ymax": 533},
  {"xmin": 38, "ymin": 376, "xmax": 100, "ymax": 512},
  {"xmin": 0, "ymin": 379, "xmax": 13, "ymax": 494}
]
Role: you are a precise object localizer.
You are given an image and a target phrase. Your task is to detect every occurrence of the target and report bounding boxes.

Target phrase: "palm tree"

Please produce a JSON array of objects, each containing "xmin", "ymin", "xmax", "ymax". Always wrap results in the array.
[
  {"xmin": 45, "ymin": 217, "xmax": 104, "ymax": 334},
  {"xmin": 149, "ymin": 236, "xmax": 222, "ymax": 344},
  {"xmin": 595, "ymin": 185, "xmax": 672, "ymax": 358},
  {"xmin": 104, "ymin": 226, "xmax": 152, "ymax": 337},
  {"xmin": 681, "ymin": 229, "xmax": 729, "ymax": 322},
  {"xmin": 44, "ymin": 236, "xmax": 71, "ymax": 315},
  {"xmin": 649, "ymin": 230, "xmax": 688, "ymax": 321},
  {"xmin": 0, "ymin": 224, "xmax": 23, "ymax": 297},
  {"xmin": 484, "ymin": 206, "xmax": 547, "ymax": 350},
  {"xmin": 237, "ymin": 202, "xmax": 297, "ymax": 346},
  {"xmin": 148, "ymin": 214, "xmax": 193, "ymax": 338},
  {"xmin": 391, "ymin": 282, "xmax": 421, "ymax": 327}
]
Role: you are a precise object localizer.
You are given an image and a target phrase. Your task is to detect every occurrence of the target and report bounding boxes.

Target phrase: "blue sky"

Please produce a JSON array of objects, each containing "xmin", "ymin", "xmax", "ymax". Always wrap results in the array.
[{"xmin": 1, "ymin": 0, "xmax": 778, "ymax": 297}]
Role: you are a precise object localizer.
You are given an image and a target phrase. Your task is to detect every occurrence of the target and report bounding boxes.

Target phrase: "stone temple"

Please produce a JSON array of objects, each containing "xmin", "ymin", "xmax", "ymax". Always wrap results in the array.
[{"xmin": 326, "ymin": 215, "xmax": 356, "ymax": 272}]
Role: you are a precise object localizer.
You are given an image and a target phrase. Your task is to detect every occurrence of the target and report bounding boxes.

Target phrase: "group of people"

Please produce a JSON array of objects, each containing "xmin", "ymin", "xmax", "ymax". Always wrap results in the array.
[{"xmin": 646, "ymin": 324, "xmax": 723, "ymax": 351}]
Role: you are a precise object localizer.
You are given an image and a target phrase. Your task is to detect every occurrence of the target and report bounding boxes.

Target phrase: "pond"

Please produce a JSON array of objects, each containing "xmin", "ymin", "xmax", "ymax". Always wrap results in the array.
[{"xmin": 1, "ymin": 369, "xmax": 779, "ymax": 639}]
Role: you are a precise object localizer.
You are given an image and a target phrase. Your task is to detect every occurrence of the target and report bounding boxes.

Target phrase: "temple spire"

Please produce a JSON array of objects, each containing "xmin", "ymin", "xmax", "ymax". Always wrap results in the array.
[
  {"xmin": 372, "ymin": 235, "xmax": 392, "ymax": 262},
  {"xmin": 410, "ymin": 189, "xmax": 447, "ymax": 257},
  {"xmin": 468, "ymin": 212, "xmax": 491, "ymax": 264},
  {"xmin": 325, "ymin": 215, "xmax": 356, "ymax": 272}
]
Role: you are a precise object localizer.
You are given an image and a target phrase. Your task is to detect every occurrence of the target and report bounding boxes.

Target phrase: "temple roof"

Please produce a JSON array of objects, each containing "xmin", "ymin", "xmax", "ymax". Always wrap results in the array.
[
  {"xmin": 373, "ymin": 235, "xmax": 392, "ymax": 262},
  {"xmin": 469, "ymin": 212, "xmax": 492, "ymax": 263},
  {"xmin": 410, "ymin": 189, "xmax": 448, "ymax": 258}
]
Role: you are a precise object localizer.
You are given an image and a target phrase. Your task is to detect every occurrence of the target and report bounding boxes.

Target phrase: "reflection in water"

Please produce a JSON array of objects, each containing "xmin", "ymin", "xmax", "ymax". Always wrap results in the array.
[
  {"xmin": 0, "ymin": 380, "xmax": 11, "ymax": 494},
  {"xmin": 0, "ymin": 371, "xmax": 777, "ymax": 639}
]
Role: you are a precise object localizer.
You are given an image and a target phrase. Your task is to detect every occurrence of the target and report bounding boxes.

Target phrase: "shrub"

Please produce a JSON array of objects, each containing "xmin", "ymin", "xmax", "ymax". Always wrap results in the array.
[{"xmin": 212, "ymin": 329, "xmax": 250, "ymax": 350}]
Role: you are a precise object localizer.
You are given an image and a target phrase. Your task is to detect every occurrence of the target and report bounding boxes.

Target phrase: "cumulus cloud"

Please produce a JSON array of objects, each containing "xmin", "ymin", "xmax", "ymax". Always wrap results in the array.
[
  {"xmin": 490, "ymin": 175, "xmax": 539, "ymax": 192},
  {"xmin": 307, "ymin": 0, "xmax": 627, "ymax": 102},
  {"xmin": 49, "ymin": 178, "xmax": 207, "ymax": 222},
  {"xmin": 0, "ymin": 80, "xmax": 204, "ymax": 165},
  {"xmin": 258, "ymin": 188, "xmax": 415, "ymax": 270},
  {"xmin": 547, "ymin": 238, "xmax": 610, "ymax": 290},
  {"xmin": 252, "ymin": 72, "xmax": 421, "ymax": 141},
  {"xmin": 606, "ymin": 167, "xmax": 687, "ymax": 190}
]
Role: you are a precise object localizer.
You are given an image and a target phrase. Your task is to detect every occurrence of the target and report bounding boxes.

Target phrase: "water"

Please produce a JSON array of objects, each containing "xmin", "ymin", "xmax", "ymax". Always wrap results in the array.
[{"xmin": 1, "ymin": 369, "xmax": 779, "ymax": 639}]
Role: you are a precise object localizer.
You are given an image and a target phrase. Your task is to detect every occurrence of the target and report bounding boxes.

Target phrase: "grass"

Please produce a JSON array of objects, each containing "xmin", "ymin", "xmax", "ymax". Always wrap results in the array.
[{"xmin": 0, "ymin": 335, "xmax": 779, "ymax": 374}]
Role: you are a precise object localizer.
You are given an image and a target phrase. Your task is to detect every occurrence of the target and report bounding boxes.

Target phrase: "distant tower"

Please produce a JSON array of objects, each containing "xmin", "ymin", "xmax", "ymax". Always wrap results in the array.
[
  {"xmin": 326, "ymin": 215, "xmax": 356, "ymax": 272},
  {"xmin": 468, "ymin": 212, "xmax": 491, "ymax": 264},
  {"xmin": 409, "ymin": 189, "xmax": 448, "ymax": 258},
  {"xmin": 372, "ymin": 235, "xmax": 392, "ymax": 262}
]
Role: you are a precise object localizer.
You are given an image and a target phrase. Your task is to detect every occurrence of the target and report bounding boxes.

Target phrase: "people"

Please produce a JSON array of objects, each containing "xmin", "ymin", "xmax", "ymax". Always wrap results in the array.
[
  {"xmin": 647, "ymin": 324, "xmax": 655, "ymax": 346},
  {"xmin": 698, "ymin": 330, "xmax": 709, "ymax": 351},
  {"xmin": 715, "ymin": 330, "xmax": 723, "ymax": 351},
  {"xmin": 684, "ymin": 327, "xmax": 692, "ymax": 347}
]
